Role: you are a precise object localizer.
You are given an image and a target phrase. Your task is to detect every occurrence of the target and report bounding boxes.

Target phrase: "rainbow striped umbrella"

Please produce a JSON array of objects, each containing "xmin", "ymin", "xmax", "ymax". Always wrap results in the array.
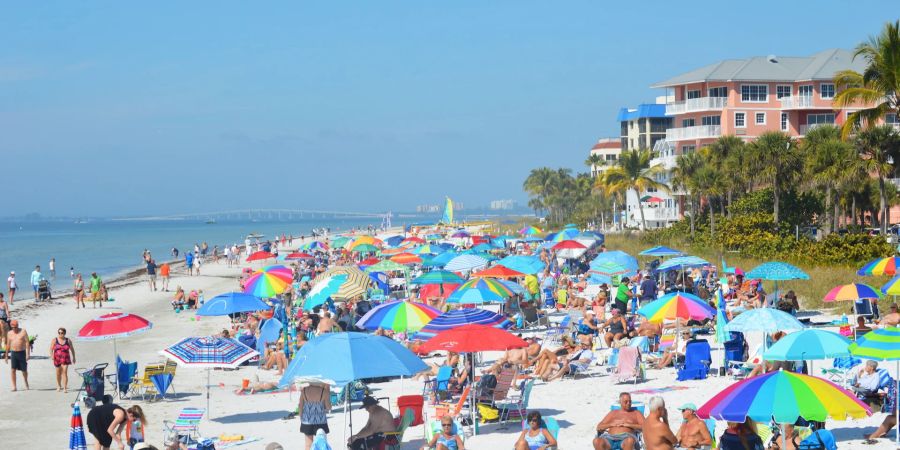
[
  {"xmin": 447, "ymin": 278, "xmax": 513, "ymax": 304},
  {"xmin": 858, "ymin": 256, "xmax": 900, "ymax": 276},
  {"xmin": 823, "ymin": 283, "xmax": 883, "ymax": 302},
  {"xmin": 413, "ymin": 308, "xmax": 512, "ymax": 340},
  {"xmin": 355, "ymin": 300, "xmax": 441, "ymax": 332},
  {"xmin": 411, "ymin": 244, "xmax": 445, "ymax": 255},
  {"xmin": 636, "ymin": 291, "xmax": 716, "ymax": 323},
  {"xmin": 243, "ymin": 265, "xmax": 293, "ymax": 298},
  {"xmin": 697, "ymin": 370, "xmax": 870, "ymax": 423},
  {"xmin": 519, "ymin": 226, "xmax": 542, "ymax": 236},
  {"xmin": 390, "ymin": 252, "xmax": 423, "ymax": 265},
  {"xmin": 849, "ymin": 327, "xmax": 900, "ymax": 446},
  {"xmin": 882, "ymin": 274, "xmax": 900, "ymax": 295}
]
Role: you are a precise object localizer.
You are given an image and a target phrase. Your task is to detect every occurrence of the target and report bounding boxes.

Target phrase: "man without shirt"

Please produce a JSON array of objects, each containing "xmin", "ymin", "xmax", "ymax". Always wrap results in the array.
[
  {"xmin": 594, "ymin": 392, "xmax": 644, "ymax": 450},
  {"xmin": 317, "ymin": 312, "xmax": 337, "ymax": 335},
  {"xmin": 643, "ymin": 396, "xmax": 676, "ymax": 450},
  {"xmin": 675, "ymin": 403, "xmax": 712, "ymax": 449},
  {"xmin": 5, "ymin": 319, "xmax": 31, "ymax": 391}
]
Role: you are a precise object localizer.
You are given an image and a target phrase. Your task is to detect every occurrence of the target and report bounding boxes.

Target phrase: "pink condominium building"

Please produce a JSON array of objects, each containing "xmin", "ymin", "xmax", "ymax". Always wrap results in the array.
[{"xmin": 651, "ymin": 49, "xmax": 870, "ymax": 154}]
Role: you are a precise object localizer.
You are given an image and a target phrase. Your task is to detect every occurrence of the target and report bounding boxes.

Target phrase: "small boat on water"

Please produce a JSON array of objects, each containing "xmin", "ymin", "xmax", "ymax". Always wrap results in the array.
[
  {"xmin": 205, "ymin": 219, "xmax": 216, "ymax": 224},
  {"xmin": 247, "ymin": 233, "xmax": 265, "ymax": 239}
]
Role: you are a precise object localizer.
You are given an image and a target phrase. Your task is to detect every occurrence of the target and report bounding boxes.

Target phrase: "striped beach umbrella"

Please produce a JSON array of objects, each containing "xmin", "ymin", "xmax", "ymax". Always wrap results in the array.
[
  {"xmin": 243, "ymin": 265, "xmax": 293, "ymax": 298},
  {"xmin": 410, "ymin": 270, "xmax": 465, "ymax": 285},
  {"xmin": 301, "ymin": 240, "xmax": 329, "ymax": 252},
  {"xmin": 304, "ymin": 274, "xmax": 347, "ymax": 311},
  {"xmin": 697, "ymin": 370, "xmax": 870, "ymax": 423},
  {"xmin": 390, "ymin": 252, "xmax": 423, "ymax": 265},
  {"xmin": 637, "ymin": 291, "xmax": 716, "ymax": 323},
  {"xmin": 471, "ymin": 264, "xmax": 526, "ymax": 279},
  {"xmin": 314, "ymin": 266, "xmax": 370, "ymax": 300},
  {"xmin": 882, "ymin": 274, "xmax": 900, "ymax": 295},
  {"xmin": 519, "ymin": 225, "xmax": 542, "ymax": 236},
  {"xmin": 355, "ymin": 300, "xmax": 441, "ymax": 332},
  {"xmin": 444, "ymin": 254, "xmax": 489, "ymax": 272},
  {"xmin": 858, "ymin": 256, "xmax": 900, "ymax": 277},
  {"xmin": 850, "ymin": 327, "xmax": 900, "ymax": 446},
  {"xmin": 823, "ymin": 283, "xmax": 883, "ymax": 302},
  {"xmin": 446, "ymin": 278, "xmax": 513, "ymax": 304},
  {"xmin": 414, "ymin": 308, "xmax": 512, "ymax": 340},
  {"xmin": 69, "ymin": 404, "xmax": 87, "ymax": 450}
]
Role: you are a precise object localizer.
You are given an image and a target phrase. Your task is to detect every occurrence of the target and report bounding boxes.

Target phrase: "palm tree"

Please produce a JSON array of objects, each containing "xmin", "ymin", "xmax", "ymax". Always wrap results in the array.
[
  {"xmin": 690, "ymin": 165, "xmax": 725, "ymax": 238},
  {"xmin": 706, "ymin": 135, "xmax": 746, "ymax": 215},
  {"xmin": 746, "ymin": 131, "xmax": 803, "ymax": 224},
  {"xmin": 599, "ymin": 149, "xmax": 668, "ymax": 231},
  {"xmin": 523, "ymin": 167, "xmax": 554, "ymax": 217},
  {"xmin": 801, "ymin": 125, "xmax": 855, "ymax": 235},
  {"xmin": 585, "ymin": 153, "xmax": 604, "ymax": 177},
  {"xmin": 854, "ymin": 125, "xmax": 900, "ymax": 233},
  {"xmin": 672, "ymin": 151, "xmax": 704, "ymax": 237},
  {"xmin": 834, "ymin": 20, "xmax": 900, "ymax": 139}
]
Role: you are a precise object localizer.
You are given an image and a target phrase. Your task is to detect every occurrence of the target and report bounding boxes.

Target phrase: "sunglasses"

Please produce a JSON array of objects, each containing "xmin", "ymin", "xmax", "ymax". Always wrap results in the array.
[
  {"xmin": 442, "ymin": 423, "xmax": 453, "ymax": 427},
  {"xmin": 58, "ymin": 331, "xmax": 66, "ymax": 334}
]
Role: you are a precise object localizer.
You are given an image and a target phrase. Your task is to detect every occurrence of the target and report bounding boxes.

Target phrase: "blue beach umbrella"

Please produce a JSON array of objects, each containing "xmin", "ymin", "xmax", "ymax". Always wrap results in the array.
[
  {"xmin": 446, "ymin": 278, "xmax": 512, "ymax": 304},
  {"xmin": 444, "ymin": 254, "xmax": 489, "ymax": 272},
  {"xmin": 196, "ymin": 292, "xmax": 270, "ymax": 316},
  {"xmin": 69, "ymin": 404, "xmax": 87, "ymax": 450},
  {"xmin": 725, "ymin": 308, "xmax": 805, "ymax": 334},
  {"xmin": 639, "ymin": 246, "xmax": 684, "ymax": 257},
  {"xmin": 657, "ymin": 256, "xmax": 710, "ymax": 271},
  {"xmin": 745, "ymin": 261, "xmax": 809, "ymax": 300},
  {"xmin": 279, "ymin": 332, "xmax": 427, "ymax": 386},
  {"xmin": 150, "ymin": 373, "xmax": 174, "ymax": 400},
  {"xmin": 424, "ymin": 251, "xmax": 459, "ymax": 268},
  {"xmin": 590, "ymin": 251, "xmax": 639, "ymax": 275},
  {"xmin": 384, "ymin": 236, "xmax": 404, "ymax": 247},
  {"xmin": 256, "ymin": 317, "xmax": 283, "ymax": 356},
  {"xmin": 764, "ymin": 329, "xmax": 851, "ymax": 361},
  {"xmin": 497, "ymin": 255, "xmax": 546, "ymax": 275}
]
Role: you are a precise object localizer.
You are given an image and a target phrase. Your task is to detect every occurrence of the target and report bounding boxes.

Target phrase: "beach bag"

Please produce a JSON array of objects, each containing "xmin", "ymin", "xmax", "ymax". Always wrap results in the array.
[
  {"xmin": 195, "ymin": 439, "xmax": 216, "ymax": 450},
  {"xmin": 477, "ymin": 374, "xmax": 497, "ymax": 399},
  {"xmin": 476, "ymin": 403, "xmax": 499, "ymax": 423}
]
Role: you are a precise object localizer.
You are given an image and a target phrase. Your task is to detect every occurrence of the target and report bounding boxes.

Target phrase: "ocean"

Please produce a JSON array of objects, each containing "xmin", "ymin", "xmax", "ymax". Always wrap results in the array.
[{"xmin": 0, "ymin": 217, "xmax": 382, "ymax": 299}]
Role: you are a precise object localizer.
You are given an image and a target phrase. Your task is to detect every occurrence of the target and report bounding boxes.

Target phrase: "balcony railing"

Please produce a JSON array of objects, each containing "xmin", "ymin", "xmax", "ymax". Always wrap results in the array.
[
  {"xmin": 666, "ymin": 125, "xmax": 722, "ymax": 141},
  {"xmin": 665, "ymin": 97, "xmax": 728, "ymax": 115},
  {"xmin": 780, "ymin": 95, "xmax": 816, "ymax": 109},
  {"xmin": 651, "ymin": 154, "xmax": 678, "ymax": 170}
]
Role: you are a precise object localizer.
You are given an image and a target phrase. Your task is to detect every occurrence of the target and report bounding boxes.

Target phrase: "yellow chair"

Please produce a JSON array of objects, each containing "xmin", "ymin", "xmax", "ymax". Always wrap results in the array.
[{"xmin": 130, "ymin": 363, "xmax": 164, "ymax": 400}]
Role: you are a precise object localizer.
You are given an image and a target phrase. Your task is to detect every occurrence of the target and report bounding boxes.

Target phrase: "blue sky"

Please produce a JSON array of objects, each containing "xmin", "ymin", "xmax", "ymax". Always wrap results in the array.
[{"xmin": 1, "ymin": 2, "xmax": 895, "ymax": 216}]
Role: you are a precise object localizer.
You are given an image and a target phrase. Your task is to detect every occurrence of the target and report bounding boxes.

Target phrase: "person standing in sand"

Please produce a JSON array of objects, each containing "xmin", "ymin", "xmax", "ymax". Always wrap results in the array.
[
  {"xmin": 5, "ymin": 319, "xmax": 30, "ymax": 391},
  {"xmin": 146, "ymin": 259, "xmax": 158, "ymax": 291},
  {"xmin": 675, "ymin": 403, "xmax": 712, "ymax": 449},
  {"xmin": 642, "ymin": 396, "xmax": 676, "ymax": 450},
  {"xmin": 49, "ymin": 257, "xmax": 56, "ymax": 280},
  {"xmin": 159, "ymin": 262, "xmax": 171, "ymax": 292},
  {"xmin": 50, "ymin": 327, "xmax": 76, "ymax": 392},
  {"xmin": 7, "ymin": 271, "xmax": 16, "ymax": 304},
  {"xmin": 0, "ymin": 293, "xmax": 10, "ymax": 350},
  {"xmin": 298, "ymin": 381, "xmax": 331, "ymax": 450},
  {"xmin": 593, "ymin": 392, "xmax": 644, "ymax": 450},
  {"xmin": 74, "ymin": 273, "xmax": 87, "ymax": 309},
  {"xmin": 317, "ymin": 312, "xmax": 337, "ymax": 335},
  {"xmin": 90, "ymin": 272, "xmax": 103, "ymax": 308}
]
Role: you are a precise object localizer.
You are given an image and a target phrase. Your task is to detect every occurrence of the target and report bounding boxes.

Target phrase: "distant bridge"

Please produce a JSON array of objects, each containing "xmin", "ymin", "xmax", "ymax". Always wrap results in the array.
[{"xmin": 115, "ymin": 209, "xmax": 392, "ymax": 222}]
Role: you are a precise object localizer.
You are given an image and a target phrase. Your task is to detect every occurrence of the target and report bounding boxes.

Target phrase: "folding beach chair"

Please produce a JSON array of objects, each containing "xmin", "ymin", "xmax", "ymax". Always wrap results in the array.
[
  {"xmin": 723, "ymin": 332, "xmax": 746, "ymax": 366},
  {"xmin": 497, "ymin": 379, "xmax": 533, "ymax": 422},
  {"xmin": 424, "ymin": 418, "xmax": 466, "ymax": 450},
  {"xmin": 820, "ymin": 356, "xmax": 862, "ymax": 386},
  {"xmin": 613, "ymin": 346, "xmax": 643, "ymax": 384},
  {"xmin": 518, "ymin": 417, "xmax": 560, "ymax": 450},
  {"xmin": 677, "ymin": 339, "xmax": 712, "ymax": 381},
  {"xmin": 381, "ymin": 408, "xmax": 414, "ymax": 450},
  {"xmin": 521, "ymin": 305, "xmax": 548, "ymax": 329},
  {"xmin": 113, "ymin": 357, "xmax": 138, "ymax": 399},
  {"xmin": 477, "ymin": 366, "xmax": 515, "ymax": 407},
  {"xmin": 544, "ymin": 315, "xmax": 572, "ymax": 346},
  {"xmin": 130, "ymin": 363, "xmax": 165, "ymax": 400},
  {"xmin": 163, "ymin": 407, "xmax": 205, "ymax": 447},
  {"xmin": 423, "ymin": 366, "xmax": 453, "ymax": 402},
  {"xmin": 431, "ymin": 385, "xmax": 471, "ymax": 423}
]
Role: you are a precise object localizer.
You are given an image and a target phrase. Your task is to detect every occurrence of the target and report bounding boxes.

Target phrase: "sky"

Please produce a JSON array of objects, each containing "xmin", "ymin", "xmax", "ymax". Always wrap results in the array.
[{"xmin": 1, "ymin": 2, "xmax": 896, "ymax": 217}]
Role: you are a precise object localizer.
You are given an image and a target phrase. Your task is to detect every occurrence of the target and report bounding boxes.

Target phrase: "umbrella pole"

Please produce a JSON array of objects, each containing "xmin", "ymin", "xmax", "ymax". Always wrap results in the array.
[
  {"xmin": 896, "ymin": 361, "xmax": 899, "ymax": 448},
  {"xmin": 207, "ymin": 369, "xmax": 211, "ymax": 415}
]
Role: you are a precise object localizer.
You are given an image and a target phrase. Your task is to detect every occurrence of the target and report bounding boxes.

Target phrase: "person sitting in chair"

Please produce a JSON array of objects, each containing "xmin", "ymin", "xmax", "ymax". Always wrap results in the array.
[
  {"xmin": 347, "ymin": 396, "xmax": 395, "ymax": 450},
  {"xmin": 545, "ymin": 341, "xmax": 593, "ymax": 381},
  {"xmin": 593, "ymin": 392, "xmax": 643, "ymax": 450},
  {"xmin": 854, "ymin": 360, "xmax": 881, "ymax": 398}
]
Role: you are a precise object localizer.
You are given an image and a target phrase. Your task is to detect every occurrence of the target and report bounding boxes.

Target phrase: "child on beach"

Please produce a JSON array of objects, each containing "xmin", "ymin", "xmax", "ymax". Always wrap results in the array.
[{"xmin": 126, "ymin": 405, "xmax": 148, "ymax": 448}]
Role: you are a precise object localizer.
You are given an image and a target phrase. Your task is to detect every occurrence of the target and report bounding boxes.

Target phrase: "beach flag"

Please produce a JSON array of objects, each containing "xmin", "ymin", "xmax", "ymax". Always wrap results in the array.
[{"xmin": 442, "ymin": 197, "xmax": 454, "ymax": 225}]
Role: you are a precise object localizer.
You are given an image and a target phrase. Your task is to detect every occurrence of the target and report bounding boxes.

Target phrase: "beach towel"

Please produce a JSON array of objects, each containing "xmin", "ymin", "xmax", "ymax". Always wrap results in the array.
[
  {"xmin": 188, "ymin": 436, "xmax": 261, "ymax": 449},
  {"xmin": 312, "ymin": 428, "xmax": 332, "ymax": 450},
  {"xmin": 233, "ymin": 385, "xmax": 296, "ymax": 396}
]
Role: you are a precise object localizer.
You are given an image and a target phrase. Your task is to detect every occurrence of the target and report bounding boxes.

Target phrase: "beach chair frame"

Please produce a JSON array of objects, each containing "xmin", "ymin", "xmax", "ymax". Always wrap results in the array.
[{"xmin": 162, "ymin": 407, "xmax": 205, "ymax": 447}]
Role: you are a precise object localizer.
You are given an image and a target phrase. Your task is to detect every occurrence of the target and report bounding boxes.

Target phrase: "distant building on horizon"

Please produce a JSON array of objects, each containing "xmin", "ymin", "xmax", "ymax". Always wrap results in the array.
[
  {"xmin": 588, "ymin": 138, "xmax": 621, "ymax": 177},
  {"xmin": 489, "ymin": 199, "xmax": 517, "ymax": 210}
]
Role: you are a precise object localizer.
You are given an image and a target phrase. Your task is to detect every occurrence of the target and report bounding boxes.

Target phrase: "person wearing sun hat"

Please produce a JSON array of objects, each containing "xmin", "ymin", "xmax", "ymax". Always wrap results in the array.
[
  {"xmin": 347, "ymin": 396, "xmax": 394, "ymax": 450},
  {"xmin": 675, "ymin": 402, "xmax": 712, "ymax": 449}
]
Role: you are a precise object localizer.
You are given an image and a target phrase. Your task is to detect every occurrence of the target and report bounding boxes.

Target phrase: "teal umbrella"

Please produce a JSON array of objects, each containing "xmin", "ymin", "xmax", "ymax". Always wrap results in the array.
[
  {"xmin": 410, "ymin": 270, "xmax": 465, "ymax": 285},
  {"xmin": 303, "ymin": 274, "xmax": 347, "ymax": 311},
  {"xmin": 746, "ymin": 261, "xmax": 809, "ymax": 301}
]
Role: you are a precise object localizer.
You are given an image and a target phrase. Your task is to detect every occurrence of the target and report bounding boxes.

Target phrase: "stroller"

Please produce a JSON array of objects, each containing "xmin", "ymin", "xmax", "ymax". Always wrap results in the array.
[
  {"xmin": 38, "ymin": 280, "xmax": 52, "ymax": 300},
  {"xmin": 73, "ymin": 363, "xmax": 109, "ymax": 408}
]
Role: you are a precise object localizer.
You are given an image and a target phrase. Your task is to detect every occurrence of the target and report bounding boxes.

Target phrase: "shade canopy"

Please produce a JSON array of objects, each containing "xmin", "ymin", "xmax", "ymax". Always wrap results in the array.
[
  {"xmin": 243, "ymin": 265, "xmax": 293, "ymax": 298},
  {"xmin": 497, "ymin": 255, "xmax": 546, "ymax": 275},
  {"xmin": 77, "ymin": 312, "xmax": 153, "ymax": 341},
  {"xmin": 726, "ymin": 308, "xmax": 805, "ymax": 333},
  {"xmin": 419, "ymin": 324, "xmax": 527, "ymax": 353},
  {"xmin": 657, "ymin": 256, "xmax": 710, "ymax": 272},
  {"xmin": 746, "ymin": 261, "xmax": 809, "ymax": 281},
  {"xmin": 823, "ymin": 283, "xmax": 883, "ymax": 302},
  {"xmin": 354, "ymin": 300, "xmax": 441, "ymax": 332},
  {"xmin": 637, "ymin": 291, "xmax": 716, "ymax": 323},
  {"xmin": 639, "ymin": 246, "xmax": 684, "ymax": 257},
  {"xmin": 444, "ymin": 254, "xmax": 489, "ymax": 272},
  {"xmin": 161, "ymin": 336, "xmax": 258, "ymax": 369},
  {"xmin": 196, "ymin": 292, "xmax": 270, "ymax": 316},
  {"xmin": 279, "ymin": 332, "xmax": 427, "ymax": 386},
  {"xmin": 763, "ymin": 329, "xmax": 851, "ymax": 361},
  {"xmin": 849, "ymin": 327, "xmax": 900, "ymax": 360},
  {"xmin": 858, "ymin": 256, "xmax": 900, "ymax": 276},
  {"xmin": 446, "ymin": 278, "xmax": 513, "ymax": 304},
  {"xmin": 409, "ymin": 270, "xmax": 466, "ymax": 285}
]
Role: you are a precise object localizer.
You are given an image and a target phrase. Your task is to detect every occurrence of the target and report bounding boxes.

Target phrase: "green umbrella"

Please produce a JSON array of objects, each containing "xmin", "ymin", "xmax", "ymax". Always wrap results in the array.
[
  {"xmin": 331, "ymin": 236, "xmax": 353, "ymax": 248},
  {"xmin": 351, "ymin": 243, "xmax": 379, "ymax": 254},
  {"xmin": 365, "ymin": 260, "xmax": 409, "ymax": 274}
]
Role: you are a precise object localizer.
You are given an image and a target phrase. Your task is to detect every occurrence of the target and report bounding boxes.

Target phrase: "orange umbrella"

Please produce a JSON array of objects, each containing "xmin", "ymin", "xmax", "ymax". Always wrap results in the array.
[{"xmin": 390, "ymin": 253, "xmax": 423, "ymax": 265}]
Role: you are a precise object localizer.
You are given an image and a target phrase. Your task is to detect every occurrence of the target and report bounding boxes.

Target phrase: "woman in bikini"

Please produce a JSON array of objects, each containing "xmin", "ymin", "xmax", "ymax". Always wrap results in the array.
[
  {"xmin": 50, "ymin": 327, "xmax": 76, "ymax": 392},
  {"xmin": 73, "ymin": 274, "xmax": 85, "ymax": 308}
]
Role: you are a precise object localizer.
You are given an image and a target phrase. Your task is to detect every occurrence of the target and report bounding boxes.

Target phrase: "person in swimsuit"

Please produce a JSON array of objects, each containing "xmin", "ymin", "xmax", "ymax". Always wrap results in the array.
[
  {"xmin": 594, "ymin": 392, "xmax": 644, "ymax": 450},
  {"xmin": 516, "ymin": 411, "xmax": 556, "ymax": 450},
  {"xmin": 604, "ymin": 309, "xmax": 629, "ymax": 347},
  {"xmin": 5, "ymin": 319, "xmax": 30, "ymax": 391},
  {"xmin": 74, "ymin": 273, "xmax": 86, "ymax": 308},
  {"xmin": 298, "ymin": 382, "xmax": 331, "ymax": 450},
  {"xmin": 50, "ymin": 327, "xmax": 76, "ymax": 392},
  {"xmin": 0, "ymin": 293, "xmax": 9, "ymax": 350},
  {"xmin": 423, "ymin": 416, "xmax": 466, "ymax": 450}
]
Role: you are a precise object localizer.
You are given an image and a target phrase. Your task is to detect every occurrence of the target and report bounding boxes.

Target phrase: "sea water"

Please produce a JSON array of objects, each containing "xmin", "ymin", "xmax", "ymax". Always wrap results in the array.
[{"xmin": 0, "ymin": 217, "xmax": 380, "ymax": 298}]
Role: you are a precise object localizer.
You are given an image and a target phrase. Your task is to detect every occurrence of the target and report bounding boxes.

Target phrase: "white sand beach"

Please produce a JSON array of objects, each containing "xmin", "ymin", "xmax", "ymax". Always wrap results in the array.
[{"xmin": 0, "ymin": 241, "xmax": 897, "ymax": 450}]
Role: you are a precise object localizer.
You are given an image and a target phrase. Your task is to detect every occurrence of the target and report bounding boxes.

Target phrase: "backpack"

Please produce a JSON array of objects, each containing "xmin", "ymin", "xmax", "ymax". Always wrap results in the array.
[{"xmin": 477, "ymin": 374, "xmax": 498, "ymax": 398}]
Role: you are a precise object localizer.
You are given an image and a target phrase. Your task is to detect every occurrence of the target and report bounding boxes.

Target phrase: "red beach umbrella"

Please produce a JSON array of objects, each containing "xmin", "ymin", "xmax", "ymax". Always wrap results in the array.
[
  {"xmin": 401, "ymin": 237, "xmax": 426, "ymax": 245},
  {"xmin": 246, "ymin": 251, "xmax": 275, "ymax": 262},
  {"xmin": 77, "ymin": 312, "xmax": 153, "ymax": 361},
  {"xmin": 418, "ymin": 324, "xmax": 528, "ymax": 353},
  {"xmin": 284, "ymin": 252, "xmax": 314, "ymax": 261},
  {"xmin": 552, "ymin": 240, "xmax": 586, "ymax": 250},
  {"xmin": 390, "ymin": 253, "xmax": 423, "ymax": 265},
  {"xmin": 471, "ymin": 264, "xmax": 526, "ymax": 279}
]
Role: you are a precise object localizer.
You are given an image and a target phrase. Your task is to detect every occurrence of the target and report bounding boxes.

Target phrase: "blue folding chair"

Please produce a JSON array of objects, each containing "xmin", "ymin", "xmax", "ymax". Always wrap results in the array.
[
  {"xmin": 423, "ymin": 366, "xmax": 453, "ymax": 401},
  {"xmin": 677, "ymin": 339, "xmax": 711, "ymax": 381},
  {"xmin": 115, "ymin": 357, "xmax": 138, "ymax": 399}
]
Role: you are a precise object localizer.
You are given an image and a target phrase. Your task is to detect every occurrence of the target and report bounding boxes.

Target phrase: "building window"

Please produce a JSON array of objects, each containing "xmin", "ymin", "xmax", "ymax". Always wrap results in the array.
[
  {"xmin": 701, "ymin": 115, "xmax": 721, "ymax": 126},
  {"xmin": 621, "ymin": 138, "xmax": 628, "ymax": 149},
  {"xmin": 807, "ymin": 113, "xmax": 835, "ymax": 125},
  {"xmin": 799, "ymin": 85, "xmax": 813, "ymax": 97},
  {"xmin": 687, "ymin": 90, "xmax": 701, "ymax": 99},
  {"xmin": 776, "ymin": 85, "xmax": 792, "ymax": 99},
  {"xmin": 887, "ymin": 113, "xmax": 899, "ymax": 125},
  {"xmin": 735, "ymin": 112, "xmax": 746, "ymax": 128},
  {"xmin": 682, "ymin": 118, "xmax": 695, "ymax": 128},
  {"xmin": 755, "ymin": 112, "xmax": 766, "ymax": 125},
  {"xmin": 639, "ymin": 119, "xmax": 647, "ymax": 134},
  {"xmin": 681, "ymin": 145, "xmax": 696, "ymax": 154},
  {"xmin": 708, "ymin": 87, "xmax": 727, "ymax": 98},
  {"xmin": 741, "ymin": 84, "xmax": 768, "ymax": 102},
  {"xmin": 781, "ymin": 112, "xmax": 789, "ymax": 131},
  {"xmin": 820, "ymin": 83, "xmax": 835, "ymax": 99}
]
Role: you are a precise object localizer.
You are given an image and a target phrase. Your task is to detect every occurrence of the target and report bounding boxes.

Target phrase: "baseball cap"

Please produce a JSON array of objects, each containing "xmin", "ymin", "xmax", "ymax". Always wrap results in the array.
[
  {"xmin": 9, "ymin": 271, "xmax": 13, "ymax": 275},
  {"xmin": 677, "ymin": 402, "xmax": 698, "ymax": 411}
]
